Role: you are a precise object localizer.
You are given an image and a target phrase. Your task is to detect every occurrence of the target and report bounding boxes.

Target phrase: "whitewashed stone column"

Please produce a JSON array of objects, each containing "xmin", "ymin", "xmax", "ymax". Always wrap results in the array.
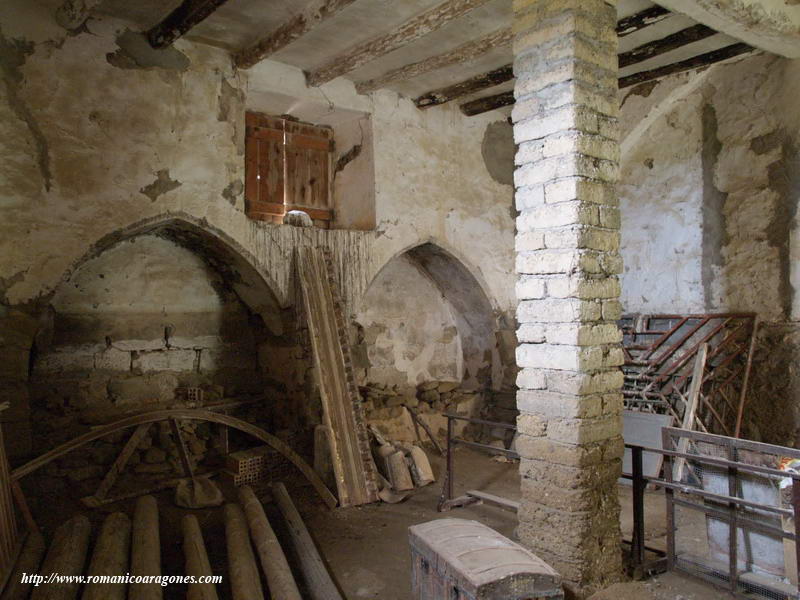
[{"xmin": 512, "ymin": 0, "xmax": 624, "ymax": 593}]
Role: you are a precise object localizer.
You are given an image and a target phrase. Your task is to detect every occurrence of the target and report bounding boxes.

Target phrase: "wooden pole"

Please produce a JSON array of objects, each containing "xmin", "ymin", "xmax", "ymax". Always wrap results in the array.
[
  {"xmin": 674, "ymin": 344, "xmax": 708, "ymax": 482},
  {"xmin": 183, "ymin": 515, "xmax": 219, "ymax": 600},
  {"xmin": 238, "ymin": 486, "xmax": 302, "ymax": 600},
  {"xmin": 271, "ymin": 482, "xmax": 343, "ymax": 600},
  {"xmin": 30, "ymin": 516, "xmax": 91, "ymax": 600},
  {"xmin": 0, "ymin": 532, "xmax": 45, "ymax": 600},
  {"xmin": 82, "ymin": 513, "xmax": 131, "ymax": 600},
  {"xmin": 223, "ymin": 503, "xmax": 264, "ymax": 600},
  {"xmin": 129, "ymin": 495, "xmax": 162, "ymax": 600}
]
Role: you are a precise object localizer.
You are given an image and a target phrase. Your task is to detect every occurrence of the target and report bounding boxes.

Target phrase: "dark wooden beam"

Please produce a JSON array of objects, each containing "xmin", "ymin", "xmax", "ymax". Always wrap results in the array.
[
  {"xmin": 460, "ymin": 43, "xmax": 755, "ymax": 115},
  {"xmin": 356, "ymin": 27, "xmax": 512, "ymax": 94},
  {"xmin": 235, "ymin": 0, "xmax": 357, "ymax": 70},
  {"xmin": 616, "ymin": 5, "xmax": 671, "ymax": 38},
  {"xmin": 307, "ymin": 0, "xmax": 494, "ymax": 87},
  {"xmin": 619, "ymin": 42, "xmax": 753, "ymax": 87},
  {"xmin": 411, "ymin": 7, "xmax": 677, "ymax": 109},
  {"xmin": 460, "ymin": 90, "xmax": 514, "ymax": 116},
  {"xmin": 619, "ymin": 23, "xmax": 718, "ymax": 68},
  {"xmin": 146, "ymin": 0, "xmax": 231, "ymax": 49},
  {"xmin": 415, "ymin": 64, "xmax": 513, "ymax": 108}
]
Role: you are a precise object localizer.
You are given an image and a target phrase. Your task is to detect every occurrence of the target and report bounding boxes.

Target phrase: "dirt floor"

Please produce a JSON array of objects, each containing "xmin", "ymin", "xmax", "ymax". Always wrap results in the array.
[{"xmin": 20, "ymin": 445, "xmax": 747, "ymax": 599}]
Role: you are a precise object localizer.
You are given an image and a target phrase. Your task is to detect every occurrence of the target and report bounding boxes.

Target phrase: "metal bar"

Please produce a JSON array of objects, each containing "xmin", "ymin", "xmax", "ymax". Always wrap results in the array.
[
  {"xmin": 663, "ymin": 429, "xmax": 676, "ymax": 571},
  {"xmin": 170, "ymin": 418, "xmax": 195, "ymax": 480},
  {"xmin": 632, "ymin": 445, "xmax": 646, "ymax": 569},
  {"xmin": 671, "ymin": 496, "xmax": 798, "ymax": 541},
  {"xmin": 442, "ymin": 413, "xmax": 517, "ymax": 430},
  {"xmin": 446, "ymin": 417, "xmax": 454, "ymax": 503},
  {"xmin": 451, "ymin": 437, "xmax": 519, "ymax": 458},
  {"xmin": 641, "ymin": 316, "xmax": 690, "ymax": 360},
  {"xmin": 794, "ymin": 480, "xmax": 800, "ymax": 596},
  {"xmin": 663, "ymin": 426, "xmax": 800, "ymax": 459},
  {"xmin": 728, "ymin": 443, "xmax": 738, "ymax": 593}
]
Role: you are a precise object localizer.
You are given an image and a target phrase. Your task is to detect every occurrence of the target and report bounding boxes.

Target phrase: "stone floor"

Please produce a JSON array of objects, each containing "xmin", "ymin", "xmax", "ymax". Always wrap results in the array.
[{"xmin": 299, "ymin": 446, "xmax": 739, "ymax": 600}]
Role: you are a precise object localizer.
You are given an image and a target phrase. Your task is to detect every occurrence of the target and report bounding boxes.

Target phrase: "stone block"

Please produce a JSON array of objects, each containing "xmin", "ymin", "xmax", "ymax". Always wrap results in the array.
[
  {"xmin": 516, "ymin": 368, "xmax": 546, "ymax": 390},
  {"xmin": 545, "ymin": 177, "xmax": 616, "ymax": 205},
  {"xmin": 515, "ymin": 231, "xmax": 546, "ymax": 252},
  {"xmin": 134, "ymin": 349, "xmax": 197, "ymax": 372},
  {"xmin": 544, "ymin": 368, "xmax": 624, "ymax": 396},
  {"xmin": 517, "ymin": 413, "xmax": 547, "ymax": 436},
  {"xmin": 543, "ymin": 322, "xmax": 622, "ymax": 346},
  {"xmin": 95, "ymin": 347, "xmax": 131, "ymax": 371},
  {"xmin": 547, "ymin": 276, "xmax": 620, "ymax": 299},
  {"xmin": 517, "ymin": 298, "xmax": 601, "ymax": 323},
  {"xmin": 517, "ymin": 202, "xmax": 599, "ymax": 232},
  {"xmin": 515, "ymin": 435, "xmax": 623, "ymax": 468},
  {"xmin": 517, "ymin": 323, "xmax": 546, "ymax": 343},
  {"xmin": 514, "ymin": 185, "xmax": 545, "ymax": 211},
  {"xmin": 517, "ymin": 389, "xmax": 604, "ymax": 419},
  {"xmin": 516, "ymin": 276, "xmax": 546, "ymax": 300},
  {"xmin": 546, "ymin": 415, "xmax": 622, "ymax": 445}
]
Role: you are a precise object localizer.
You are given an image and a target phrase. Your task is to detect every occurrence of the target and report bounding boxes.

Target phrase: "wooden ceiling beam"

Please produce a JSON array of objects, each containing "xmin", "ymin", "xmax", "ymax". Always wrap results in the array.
[
  {"xmin": 616, "ymin": 5, "xmax": 671, "ymax": 38},
  {"xmin": 619, "ymin": 23, "xmax": 717, "ymax": 68},
  {"xmin": 413, "ymin": 6, "xmax": 678, "ymax": 108},
  {"xmin": 356, "ymin": 27, "xmax": 512, "ymax": 94},
  {"xmin": 415, "ymin": 64, "xmax": 513, "ymax": 108},
  {"xmin": 618, "ymin": 42, "xmax": 753, "ymax": 87},
  {"xmin": 460, "ymin": 43, "xmax": 754, "ymax": 116},
  {"xmin": 235, "ymin": 0, "xmax": 358, "ymax": 70},
  {"xmin": 146, "ymin": 0, "xmax": 231, "ymax": 49},
  {"xmin": 306, "ymin": 0, "xmax": 495, "ymax": 87}
]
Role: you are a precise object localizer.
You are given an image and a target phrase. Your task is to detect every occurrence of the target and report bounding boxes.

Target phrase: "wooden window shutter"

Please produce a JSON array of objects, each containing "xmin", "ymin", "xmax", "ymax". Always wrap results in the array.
[
  {"xmin": 284, "ymin": 121, "xmax": 334, "ymax": 224},
  {"xmin": 245, "ymin": 112, "xmax": 286, "ymax": 223}
]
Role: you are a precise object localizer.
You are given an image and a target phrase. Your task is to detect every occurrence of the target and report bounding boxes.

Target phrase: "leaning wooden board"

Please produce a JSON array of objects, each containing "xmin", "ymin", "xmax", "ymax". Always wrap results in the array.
[
  {"xmin": 297, "ymin": 247, "xmax": 379, "ymax": 507},
  {"xmin": 620, "ymin": 410, "xmax": 674, "ymax": 485}
]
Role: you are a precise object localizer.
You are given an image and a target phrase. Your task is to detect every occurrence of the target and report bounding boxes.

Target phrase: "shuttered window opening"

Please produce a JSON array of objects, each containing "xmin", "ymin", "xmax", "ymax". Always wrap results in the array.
[{"xmin": 245, "ymin": 112, "xmax": 334, "ymax": 228}]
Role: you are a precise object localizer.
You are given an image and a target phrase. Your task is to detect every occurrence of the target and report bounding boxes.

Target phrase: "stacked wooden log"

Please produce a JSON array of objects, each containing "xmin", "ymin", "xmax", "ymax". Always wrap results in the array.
[{"xmin": 1, "ymin": 486, "xmax": 342, "ymax": 600}]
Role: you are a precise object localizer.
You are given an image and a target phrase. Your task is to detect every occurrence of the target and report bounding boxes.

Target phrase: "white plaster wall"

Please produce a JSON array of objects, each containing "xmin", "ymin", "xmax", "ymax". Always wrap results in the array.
[
  {"xmin": 619, "ymin": 52, "xmax": 800, "ymax": 322},
  {"xmin": 356, "ymin": 255, "xmax": 462, "ymax": 386},
  {"xmin": 620, "ymin": 90, "xmax": 705, "ymax": 313}
]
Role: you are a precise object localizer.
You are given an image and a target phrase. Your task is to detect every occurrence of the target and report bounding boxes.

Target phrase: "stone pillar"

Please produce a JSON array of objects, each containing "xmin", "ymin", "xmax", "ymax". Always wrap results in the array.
[{"xmin": 512, "ymin": 0, "xmax": 624, "ymax": 594}]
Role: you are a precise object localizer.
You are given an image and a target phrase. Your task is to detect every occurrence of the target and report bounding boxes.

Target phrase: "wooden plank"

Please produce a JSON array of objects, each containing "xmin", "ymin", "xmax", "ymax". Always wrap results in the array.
[
  {"xmin": 415, "ymin": 64, "xmax": 513, "ymax": 108},
  {"xmin": 619, "ymin": 24, "xmax": 718, "ymax": 68},
  {"xmin": 356, "ymin": 27, "xmax": 512, "ymax": 94},
  {"xmin": 465, "ymin": 490, "xmax": 520, "ymax": 512},
  {"xmin": 271, "ymin": 482, "xmax": 343, "ymax": 600},
  {"xmin": 619, "ymin": 43, "xmax": 754, "ymax": 88},
  {"xmin": 146, "ymin": 0, "xmax": 232, "ymax": 49},
  {"xmin": 235, "ymin": 0, "xmax": 358, "ymax": 69},
  {"xmin": 11, "ymin": 409, "xmax": 338, "ymax": 509},
  {"xmin": 92, "ymin": 423, "xmax": 151, "ymax": 501},
  {"xmin": 460, "ymin": 90, "xmax": 513, "ymax": 116},
  {"xmin": 239, "ymin": 486, "xmax": 302, "ymax": 600},
  {"xmin": 307, "ymin": 0, "xmax": 495, "ymax": 86},
  {"xmin": 674, "ymin": 344, "xmax": 708, "ymax": 482},
  {"xmin": 297, "ymin": 248, "xmax": 379, "ymax": 506},
  {"xmin": 616, "ymin": 5, "xmax": 671, "ymax": 38}
]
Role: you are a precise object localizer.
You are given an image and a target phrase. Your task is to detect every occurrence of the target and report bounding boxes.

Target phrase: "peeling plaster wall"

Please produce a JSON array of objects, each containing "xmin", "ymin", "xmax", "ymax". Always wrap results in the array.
[
  {"xmin": 356, "ymin": 255, "xmax": 463, "ymax": 387},
  {"xmin": 619, "ymin": 52, "xmax": 800, "ymax": 444},
  {"xmin": 0, "ymin": 6, "xmax": 516, "ymax": 457}
]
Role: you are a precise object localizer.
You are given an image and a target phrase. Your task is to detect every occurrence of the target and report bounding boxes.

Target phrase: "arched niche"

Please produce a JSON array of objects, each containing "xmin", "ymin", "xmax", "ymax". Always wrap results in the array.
[
  {"xmin": 27, "ymin": 216, "xmax": 297, "ymax": 452},
  {"xmin": 356, "ymin": 242, "xmax": 498, "ymax": 390}
]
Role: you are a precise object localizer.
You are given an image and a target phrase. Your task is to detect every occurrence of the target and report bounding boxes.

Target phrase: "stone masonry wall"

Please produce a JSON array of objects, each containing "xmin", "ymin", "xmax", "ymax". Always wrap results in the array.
[{"xmin": 512, "ymin": 0, "xmax": 624, "ymax": 592}]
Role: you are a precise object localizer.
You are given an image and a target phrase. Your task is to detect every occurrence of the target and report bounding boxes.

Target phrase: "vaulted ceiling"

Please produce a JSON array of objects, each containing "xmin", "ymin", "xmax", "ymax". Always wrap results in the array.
[{"xmin": 70, "ymin": 0, "xmax": 759, "ymax": 115}]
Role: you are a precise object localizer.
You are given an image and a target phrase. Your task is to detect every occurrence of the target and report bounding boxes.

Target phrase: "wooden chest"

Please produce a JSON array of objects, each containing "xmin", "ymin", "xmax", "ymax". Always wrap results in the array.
[{"xmin": 409, "ymin": 518, "xmax": 563, "ymax": 600}]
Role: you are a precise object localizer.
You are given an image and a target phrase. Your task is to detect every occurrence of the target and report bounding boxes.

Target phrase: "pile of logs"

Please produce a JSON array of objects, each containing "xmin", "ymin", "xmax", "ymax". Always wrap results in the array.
[{"xmin": 1, "ymin": 484, "xmax": 342, "ymax": 600}]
